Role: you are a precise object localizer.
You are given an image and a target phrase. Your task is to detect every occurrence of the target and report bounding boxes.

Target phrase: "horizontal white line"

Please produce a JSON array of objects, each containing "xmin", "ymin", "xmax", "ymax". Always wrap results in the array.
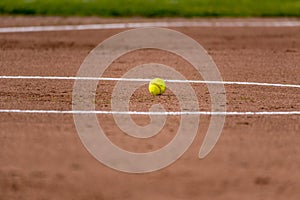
[
  {"xmin": 1, "ymin": 21, "xmax": 300, "ymax": 33},
  {"xmin": 0, "ymin": 76, "xmax": 299, "ymax": 88},
  {"xmin": 0, "ymin": 109, "xmax": 299, "ymax": 115}
]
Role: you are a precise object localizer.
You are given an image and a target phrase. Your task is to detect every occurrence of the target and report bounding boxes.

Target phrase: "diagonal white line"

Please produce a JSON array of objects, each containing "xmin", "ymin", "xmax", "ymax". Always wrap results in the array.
[
  {"xmin": 0, "ymin": 76, "xmax": 299, "ymax": 88},
  {"xmin": 0, "ymin": 109, "xmax": 300, "ymax": 115},
  {"xmin": 1, "ymin": 21, "xmax": 300, "ymax": 33}
]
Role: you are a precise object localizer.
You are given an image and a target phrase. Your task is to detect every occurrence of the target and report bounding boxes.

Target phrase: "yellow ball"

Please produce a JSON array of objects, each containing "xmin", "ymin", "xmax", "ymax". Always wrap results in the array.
[{"xmin": 148, "ymin": 78, "xmax": 166, "ymax": 96}]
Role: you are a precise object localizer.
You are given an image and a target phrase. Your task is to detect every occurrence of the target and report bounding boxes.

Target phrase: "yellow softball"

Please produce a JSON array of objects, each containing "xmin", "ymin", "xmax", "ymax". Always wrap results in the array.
[{"xmin": 148, "ymin": 78, "xmax": 166, "ymax": 96}]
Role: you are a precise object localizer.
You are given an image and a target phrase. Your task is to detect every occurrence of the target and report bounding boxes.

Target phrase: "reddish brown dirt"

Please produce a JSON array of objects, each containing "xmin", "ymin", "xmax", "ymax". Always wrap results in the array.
[{"xmin": 0, "ymin": 17, "xmax": 300, "ymax": 200}]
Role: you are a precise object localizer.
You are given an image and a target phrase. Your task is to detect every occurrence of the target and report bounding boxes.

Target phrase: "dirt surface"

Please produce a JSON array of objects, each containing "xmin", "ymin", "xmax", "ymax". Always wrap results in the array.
[{"xmin": 0, "ymin": 17, "xmax": 300, "ymax": 200}]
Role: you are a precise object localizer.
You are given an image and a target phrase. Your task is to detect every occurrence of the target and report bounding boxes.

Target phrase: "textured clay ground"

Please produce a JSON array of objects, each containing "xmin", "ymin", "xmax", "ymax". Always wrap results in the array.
[{"xmin": 0, "ymin": 17, "xmax": 300, "ymax": 200}]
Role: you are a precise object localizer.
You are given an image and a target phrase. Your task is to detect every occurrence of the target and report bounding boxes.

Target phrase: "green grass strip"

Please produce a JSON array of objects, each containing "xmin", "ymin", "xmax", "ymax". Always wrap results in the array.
[{"xmin": 1, "ymin": 0, "xmax": 300, "ymax": 17}]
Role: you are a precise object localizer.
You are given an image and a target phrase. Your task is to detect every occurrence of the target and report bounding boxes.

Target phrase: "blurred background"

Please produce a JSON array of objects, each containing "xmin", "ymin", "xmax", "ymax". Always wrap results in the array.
[{"xmin": 0, "ymin": 0, "xmax": 300, "ymax": 17}]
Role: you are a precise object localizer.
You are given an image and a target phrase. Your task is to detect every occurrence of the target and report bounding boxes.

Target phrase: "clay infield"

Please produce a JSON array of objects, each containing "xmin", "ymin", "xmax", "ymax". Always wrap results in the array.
[{"xmin": 0, "ymin": 17, "xmax": 300, "ymax": 200}]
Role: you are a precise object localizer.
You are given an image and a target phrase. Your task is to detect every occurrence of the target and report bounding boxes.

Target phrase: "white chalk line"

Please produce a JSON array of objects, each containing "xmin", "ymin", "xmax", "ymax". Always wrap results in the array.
[
  {"xmin": 0, "ymin": 109, "xmax": 299, "ymax": 115},
  {"xmin": 1, "ymin": 76, "xmax": 299, "ymax": 115},
  {"xmin": 1, "ymin": 21, "xmax": 300, "ymax": 33},
  {"xmin": 0, "ymin": 75, "xmax": 299, "ymax": 88}
]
